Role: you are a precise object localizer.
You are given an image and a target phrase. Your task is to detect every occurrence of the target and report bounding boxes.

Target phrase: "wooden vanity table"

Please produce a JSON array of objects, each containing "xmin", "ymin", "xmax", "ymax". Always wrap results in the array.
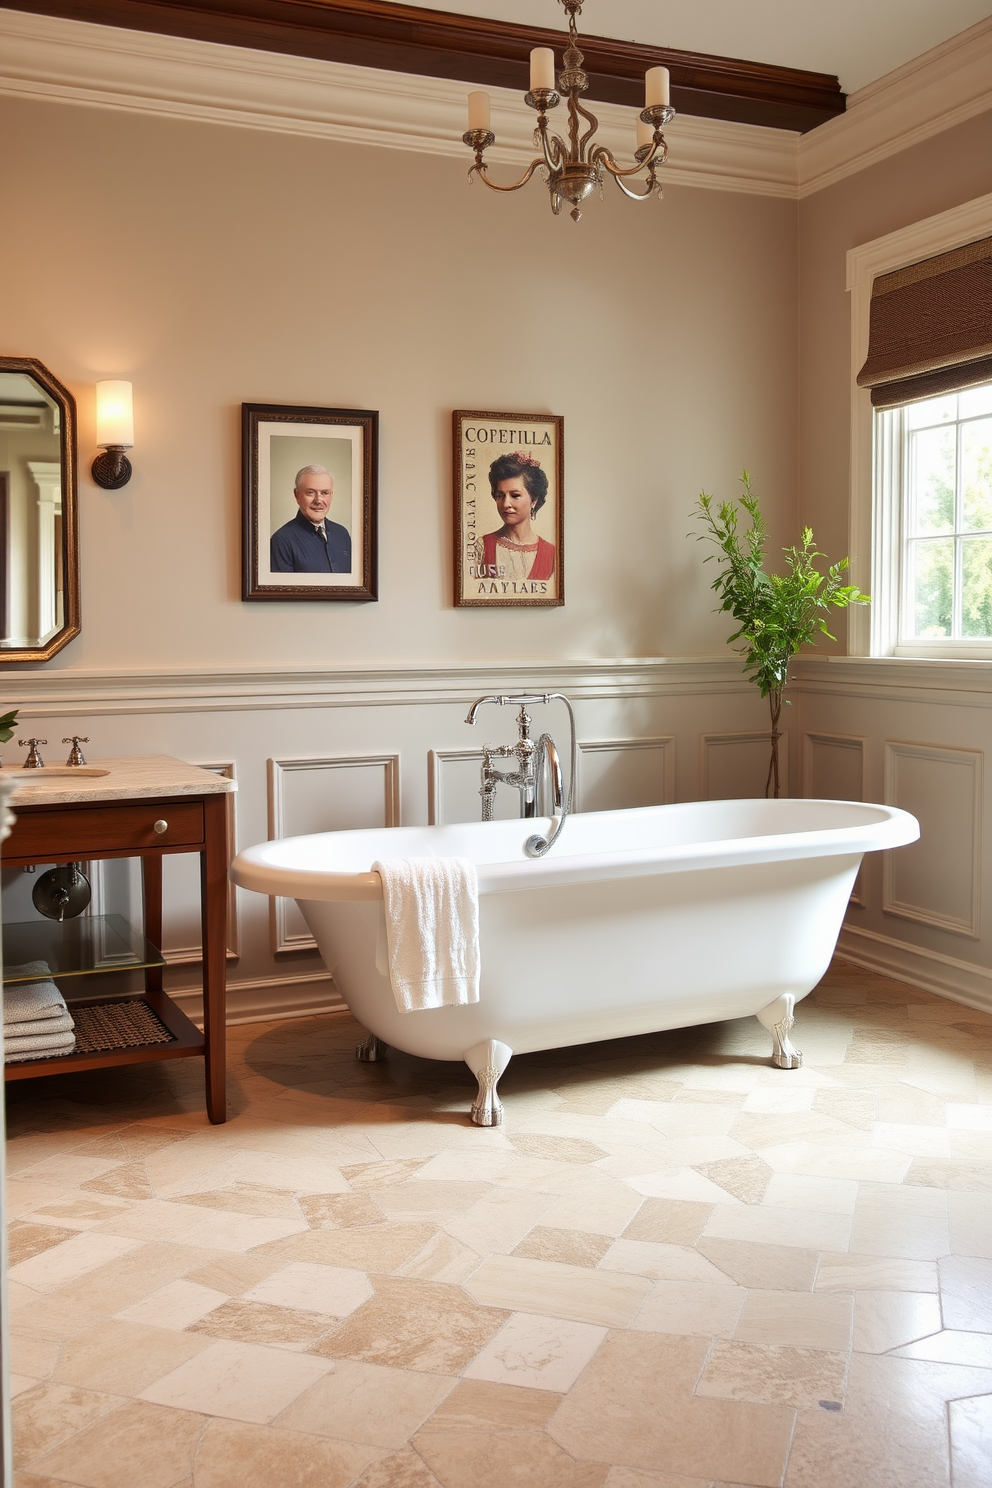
[{"xmin": 1, "ymin": 757, "xmax": 234, "ymax": 1123}]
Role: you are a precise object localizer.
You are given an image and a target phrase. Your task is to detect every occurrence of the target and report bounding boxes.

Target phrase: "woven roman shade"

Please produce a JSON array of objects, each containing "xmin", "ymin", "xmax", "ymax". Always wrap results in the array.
[{"xmin": 857, "ymin": 236, "xmax": 992, "ymax": 409}]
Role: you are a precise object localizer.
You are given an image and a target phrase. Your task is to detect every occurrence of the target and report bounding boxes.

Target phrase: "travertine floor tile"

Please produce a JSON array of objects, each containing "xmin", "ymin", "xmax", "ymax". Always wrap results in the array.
[
  {"xmin": 414, "ymin": 1428, "xmax": 610, "ymax": 1488},
  {"xmin": 243, "ymin": 1260, "xmax": 373, "ymax": 1316},
  {"xmin": 139, "ymin": 1339, "xmax": 331, "ymax": 1422},
  {"xmin": 696, "ymin": 1240, "xmax": 819, "ymax": 1293},
  {"xmin": 8, "ymin": 1233, "xmax": 141, "ymax": 1293},
  {"xmin": 53, "ymin": 1320, "xmax": 211, "ymax": 1394},
  {"xmin": 114, "ymin": 1279, "xmax": 228, "ymax": 1331},
  {"xmin": 313, "ymin": 1278, "xmax": 507, "ymax": 1372},
  {"xmin": 464, "ymin": 1255, "xmax": 651, "ymax": 1328},
  {"xmin": 8, "ymin": 1333, "xmax": 60, "ymax": 1382},
  {"xmin": 621, "ymin": 1200, "xmax": 712, "ymax": 1247},
  {"xmin": 630, "ymin": 1267, "xmax": 746, "ymax": 1337},
  {"xmin": 734, "ymin": 1290, "xmax": 853, "ymax": 1352},
  {"xmin": 188, "ymin": 1298, "xmax": 333, "ymax": 1351},
  {"xmin": 948, "ymin": 1393, "xmax": 992, "ymax": 1488},
  {"xmin": 894, "ymin": 1330, "xmax": 992, "ymax": 1367},
  {"xmin": 276, "ymin": 1359, "xmax": 454, "ymax": 1446},
  {"xmin": 549, "ymin": 1331, "xmax": 794, "ymax": 1485},
  {"xmin": 12, "ymin": 1384, "xmax": 124, "ymax": 1468},
  {"xmin": 600, "ymin": 1239, "xmax": 734, "ymax": 1285},
  {"xmin": 814, "ymin": 1253, "xmax": 938, "ymax": 1293},
  {"xmin": 191, "ymin": 1417, "xmax": 375, "ymax": 1488},
  {"xmin": 7, "ymin": 1224, "xmax": 78, "ymax": 1267},
  {"xmin": 349, "ymin": 1449, "xmax": 443, "ymax": 1487},
  {"xmin": 938, "ymin": 1255, "xmax": 992, "ymax": 1330},
  {"xmin": 696, "ymin": 1340, "xmax": 847, "ymax": 1410},
  {"xmin": 512, "ymin": 1227, "xmax": 611, "ymax": 1269},
  {"xmin": 27, "ymin": 1400, "xmax": 204, "ymax": 1488},
  {"xmin": 464, "ymin": 1312, "xmax": 607, "ymax": 1393},
  {"xmin": 701, "ymin": 1203, "xmax": 851, "ymax": 1252},
  {"xmin": 852, "ymin": 1290, "xmax": 942, "ymax": 1353},
  {"xmin": 422, "ymin": 1378, "xmax": 562, "ymax": 1433}
]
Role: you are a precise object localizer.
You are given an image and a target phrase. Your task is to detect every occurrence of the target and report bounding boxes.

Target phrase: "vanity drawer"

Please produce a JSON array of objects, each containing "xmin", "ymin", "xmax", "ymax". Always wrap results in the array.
[{"xmin": 7, "ymin": 801, "xmax": 206, "ymax": 859}]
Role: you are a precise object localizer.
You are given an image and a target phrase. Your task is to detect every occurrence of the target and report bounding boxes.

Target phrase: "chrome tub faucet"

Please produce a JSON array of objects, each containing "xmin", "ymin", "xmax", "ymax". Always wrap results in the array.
[{"xmin": 464, "ymin": 692, "xmax": 576, "ymax": 857}]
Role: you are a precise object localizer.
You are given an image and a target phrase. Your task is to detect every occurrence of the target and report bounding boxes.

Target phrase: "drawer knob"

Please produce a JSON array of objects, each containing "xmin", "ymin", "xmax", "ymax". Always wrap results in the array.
[{"xmin": 153, "ymin": 819, "xmax": 168, "ymax": 835}]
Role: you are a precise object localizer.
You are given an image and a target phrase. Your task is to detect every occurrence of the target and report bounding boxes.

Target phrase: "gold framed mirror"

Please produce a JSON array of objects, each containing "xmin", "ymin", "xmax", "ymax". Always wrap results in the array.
[{"xmin": 0, "ymin": 357, "xmax": 80, "ymax": 662}]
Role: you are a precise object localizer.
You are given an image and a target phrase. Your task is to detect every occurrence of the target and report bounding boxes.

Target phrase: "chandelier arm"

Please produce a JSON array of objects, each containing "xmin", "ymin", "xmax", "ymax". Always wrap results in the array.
[
  {"xmin": 590, "ymin": 137, "xmax": 668, "ymax": 180},
  {"xmin": 470, "ymin": 158, "xmax": 547, "ymax": 192},
  {"xmin": 608, "ymin": 172, "xmax": 659, "ymax": 202},
  {"xmin": 538, "ymin": 119, "xmax": 566, "ymax": 172},
  {"xmin": 574, "ymin": 99, "xmax": 600, "ymax": 159}
]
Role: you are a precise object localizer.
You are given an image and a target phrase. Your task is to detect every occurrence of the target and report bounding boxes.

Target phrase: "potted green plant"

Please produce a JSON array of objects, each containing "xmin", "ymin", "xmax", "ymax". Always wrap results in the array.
[{"xmin": 694, "ymin": 473, "xmax": 868, "ymax": 798}]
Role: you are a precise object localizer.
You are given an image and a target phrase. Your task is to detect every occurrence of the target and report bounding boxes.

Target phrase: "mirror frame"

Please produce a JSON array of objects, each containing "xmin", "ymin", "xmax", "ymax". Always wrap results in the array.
[{"xmin": 0, "ymin": 356, "xmax": 80, "ymax": 663}]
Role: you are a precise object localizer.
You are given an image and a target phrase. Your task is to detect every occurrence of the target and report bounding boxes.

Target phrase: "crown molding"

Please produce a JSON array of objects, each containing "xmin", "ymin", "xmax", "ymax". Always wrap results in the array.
[
  {"xmin": 798, "ymin": 14, "xmax": 992, "ymax": 198},
  {"xmin": 0, "ymin": 8, "xmax": 799, "ymax": 197},
  {"xmin": 1, "ymin": 0, "xmax": 844, "ymax": 132}
]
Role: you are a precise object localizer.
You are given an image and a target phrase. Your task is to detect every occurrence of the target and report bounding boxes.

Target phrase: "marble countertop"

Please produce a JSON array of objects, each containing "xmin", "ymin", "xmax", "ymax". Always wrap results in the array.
[{"xmin": 0, "ymin": 755, "xmax": 237, "ymax": 806}]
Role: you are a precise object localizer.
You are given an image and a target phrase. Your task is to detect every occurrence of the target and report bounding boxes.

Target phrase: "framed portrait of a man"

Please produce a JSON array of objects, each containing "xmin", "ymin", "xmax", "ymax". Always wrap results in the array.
[
  {"xmin": 242, "ymin": 403, "xmax": 377, "ymax": 601},
  {"xmin": 453, "ymin": 410, "xmax": 564, "ymax": 608}
]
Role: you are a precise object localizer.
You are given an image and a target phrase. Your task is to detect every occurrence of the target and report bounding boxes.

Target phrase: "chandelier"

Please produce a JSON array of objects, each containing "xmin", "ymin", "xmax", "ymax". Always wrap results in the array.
[{"xmin": 462, "ymin": 0, "xmax": 675, "ymax": 222}]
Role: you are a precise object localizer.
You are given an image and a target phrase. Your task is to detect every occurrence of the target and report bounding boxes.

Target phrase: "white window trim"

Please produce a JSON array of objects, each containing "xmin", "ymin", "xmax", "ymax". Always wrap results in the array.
[{"xmin": 846, "ymin": 190, "xmax": 992, "ymax": 658}]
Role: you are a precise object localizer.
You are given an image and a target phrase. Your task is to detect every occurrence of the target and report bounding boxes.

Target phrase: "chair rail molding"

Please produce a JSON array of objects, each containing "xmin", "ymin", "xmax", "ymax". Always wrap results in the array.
[
  {"xmin": 0, "ymin": 8, "xmax": 799, "ymax": 198},
  {"xmin": 0, "ymin": 656, "xmax": 751, "ymax": 718}
]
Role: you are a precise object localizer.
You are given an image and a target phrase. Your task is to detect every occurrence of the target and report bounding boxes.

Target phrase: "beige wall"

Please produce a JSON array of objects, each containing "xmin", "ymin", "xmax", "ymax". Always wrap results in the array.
[{"xmin": 0, "ymin": 93, "xmax": 799, "ymax": 672}]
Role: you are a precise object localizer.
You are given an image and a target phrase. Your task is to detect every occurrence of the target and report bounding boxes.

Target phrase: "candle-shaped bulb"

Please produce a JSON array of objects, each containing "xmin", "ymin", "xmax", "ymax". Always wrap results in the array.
[
  {"xmin": 95, "ymin": 380, "xmax": 134, "ymax": 449},
  {"xmin": 467, "ymin": 91, "xmax": 491, "ymax": 133},
  {"xmin": 645, "ymin": 65, "xmax": 670, "ymax": 108},
  {"xmin": 636, "ymin": 117, "xmax": 654, "ymax": 150},
  {"xmin": 530, "ymin": 47, "xmax": 556, "ymax": 92}
]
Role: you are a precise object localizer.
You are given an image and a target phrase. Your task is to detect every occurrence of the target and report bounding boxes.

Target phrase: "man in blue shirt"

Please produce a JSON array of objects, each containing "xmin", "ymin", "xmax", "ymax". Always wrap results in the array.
[{"xmin": 270, "ymin": 465, "xmax": 352, "ymax": 573}]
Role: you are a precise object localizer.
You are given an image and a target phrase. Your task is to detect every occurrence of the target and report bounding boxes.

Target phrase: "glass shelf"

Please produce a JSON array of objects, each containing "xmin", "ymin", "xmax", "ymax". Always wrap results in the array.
[{"xmin": 3, "ymin": 914, "xmax": 165, "ymax": 982}]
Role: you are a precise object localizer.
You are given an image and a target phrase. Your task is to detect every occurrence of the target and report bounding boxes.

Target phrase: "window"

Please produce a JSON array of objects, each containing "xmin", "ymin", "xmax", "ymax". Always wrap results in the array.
[
  {"xmin": 884, "ymin": 383, "xmax": 992, "ymax": 649},
  {"xmin": 847, "ymin": 197, "xmax": 992, "ymax": 658}
]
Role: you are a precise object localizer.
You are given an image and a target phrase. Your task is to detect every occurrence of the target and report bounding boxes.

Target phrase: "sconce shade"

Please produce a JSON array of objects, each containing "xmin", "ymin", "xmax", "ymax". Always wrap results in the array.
[{"xmin": 95, "ymin": 380, "xmax": 133, "ymax": 449}]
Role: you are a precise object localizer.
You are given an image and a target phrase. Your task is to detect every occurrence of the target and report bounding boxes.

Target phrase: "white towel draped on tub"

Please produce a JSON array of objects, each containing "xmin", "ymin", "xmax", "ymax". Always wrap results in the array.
[{"xmin": 372, "ymin": 856, "xmax": 480, "ymax": 1013}]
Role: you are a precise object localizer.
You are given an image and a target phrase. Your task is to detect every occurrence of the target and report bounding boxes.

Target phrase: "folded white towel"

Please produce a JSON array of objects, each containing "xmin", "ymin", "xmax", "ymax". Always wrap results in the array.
[
  {"xmin": 4, "ymin": 977, "xmax": 67, "ymax": 1025},
  {"xmin": 373, "ymin": 856, "xmax": 480, "ymax": 1014},
  {"xmin": 5, "ymin": 960, "xmax": 54, "ymax": 981},
  {"xmin": 5, "ymin": 1010, "xmax": 75, "ymax": 1039},
  {"xmin": 5, "ymin": 1027, "xmax": 76, "ymax": 1062}
]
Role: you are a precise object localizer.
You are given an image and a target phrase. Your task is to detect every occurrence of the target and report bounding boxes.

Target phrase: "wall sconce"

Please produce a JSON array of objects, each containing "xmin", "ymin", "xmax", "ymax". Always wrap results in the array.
[{"xmin": 92, "ymin": 380, "xmax": 134, "ymax": 489}]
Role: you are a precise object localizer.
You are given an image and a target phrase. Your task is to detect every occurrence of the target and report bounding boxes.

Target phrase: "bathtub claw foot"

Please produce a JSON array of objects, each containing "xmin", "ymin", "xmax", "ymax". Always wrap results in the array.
[
  {"xmin": 356, "ymin": 1032, "xmax": 387, "ymax": 1063},
  {"xmin": 464, "ymin": 1039, "xmax": 513, "ymax": 1127},
  {"xmin": 756, "ymin": 994, "xmax": 803, "ymax": 1069}
]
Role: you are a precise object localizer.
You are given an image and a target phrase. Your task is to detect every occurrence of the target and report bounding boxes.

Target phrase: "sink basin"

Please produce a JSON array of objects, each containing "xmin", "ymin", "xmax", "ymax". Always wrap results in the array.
[{"xmin": 2, "ymin": 767, "xmax": 110, "ymax": 780}]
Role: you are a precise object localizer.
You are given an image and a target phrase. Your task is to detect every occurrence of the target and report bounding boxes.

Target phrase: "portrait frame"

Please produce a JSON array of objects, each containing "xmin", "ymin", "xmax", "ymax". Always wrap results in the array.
[
  {"xmin": 453, "ymin": 409, "xmax": 564, "ymax": 608},
  {"xmin": 242, "ymin": 402, "xmax": 378, "ymax": 602}
]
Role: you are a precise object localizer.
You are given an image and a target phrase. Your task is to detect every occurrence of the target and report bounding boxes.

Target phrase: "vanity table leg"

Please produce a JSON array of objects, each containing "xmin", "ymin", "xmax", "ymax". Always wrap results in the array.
[
  {"xmin": 141, "ymin": 853, "xmax": 164, "ymax": 994},
  {"xmin": 200, "ymin": 793, "xmax": 228, "ymax": 1124}
]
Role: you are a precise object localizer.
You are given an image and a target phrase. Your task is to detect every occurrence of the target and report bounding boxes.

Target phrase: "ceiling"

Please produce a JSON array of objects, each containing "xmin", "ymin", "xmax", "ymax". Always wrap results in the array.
[{"xmin": 397, "ymin": 0, "xmax": 992, "ymax": 94}]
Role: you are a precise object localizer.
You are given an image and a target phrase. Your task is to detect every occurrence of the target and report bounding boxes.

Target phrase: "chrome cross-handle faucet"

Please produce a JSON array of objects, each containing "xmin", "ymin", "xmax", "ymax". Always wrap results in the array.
[{"xmin": 465, "ymin": 692, "xmax": 576, "ymax": 857}]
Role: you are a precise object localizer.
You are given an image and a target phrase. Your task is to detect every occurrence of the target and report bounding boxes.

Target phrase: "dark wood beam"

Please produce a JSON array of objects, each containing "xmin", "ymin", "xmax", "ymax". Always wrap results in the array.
[{"xmin": 8, "ymin": 0, "xmax": 846, "ymax": 132}]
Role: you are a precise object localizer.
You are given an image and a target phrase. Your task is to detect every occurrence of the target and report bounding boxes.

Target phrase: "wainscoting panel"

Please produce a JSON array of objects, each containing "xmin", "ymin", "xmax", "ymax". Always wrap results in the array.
[
  {"xmin": 883, "ymin": 740, "xmax": 982, "ymax": 938},
  {"xmin": 267, "ymin": 753, "xmax": 400, "ymax": 954},
  {"xmin": 700, "ymin": 731, "xmax": 788, "ymax": 801},
  {"xmin": 804, "ymin": 732, "xmax": 867, "ymax": 905},
  {"xmin": 428, "ymin": 750, "xmax": 519, "ymax": 827},
  {"xmin": 577, "ymin": 738, "xmax": 675, "ymax": 812}
]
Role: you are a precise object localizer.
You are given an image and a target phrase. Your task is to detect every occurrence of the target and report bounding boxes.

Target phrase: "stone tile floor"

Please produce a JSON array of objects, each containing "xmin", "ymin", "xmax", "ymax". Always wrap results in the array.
[{"xmin": 5, "ymin": 957, "xmax": 992, "ymax": 1487}]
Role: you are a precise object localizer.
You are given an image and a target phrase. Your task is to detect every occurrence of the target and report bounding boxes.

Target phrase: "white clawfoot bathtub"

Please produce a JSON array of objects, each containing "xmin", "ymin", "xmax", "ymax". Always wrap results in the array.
[{"xmin": 231, "ymin": 798, "xmax": 919, "ymax": 1124}]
